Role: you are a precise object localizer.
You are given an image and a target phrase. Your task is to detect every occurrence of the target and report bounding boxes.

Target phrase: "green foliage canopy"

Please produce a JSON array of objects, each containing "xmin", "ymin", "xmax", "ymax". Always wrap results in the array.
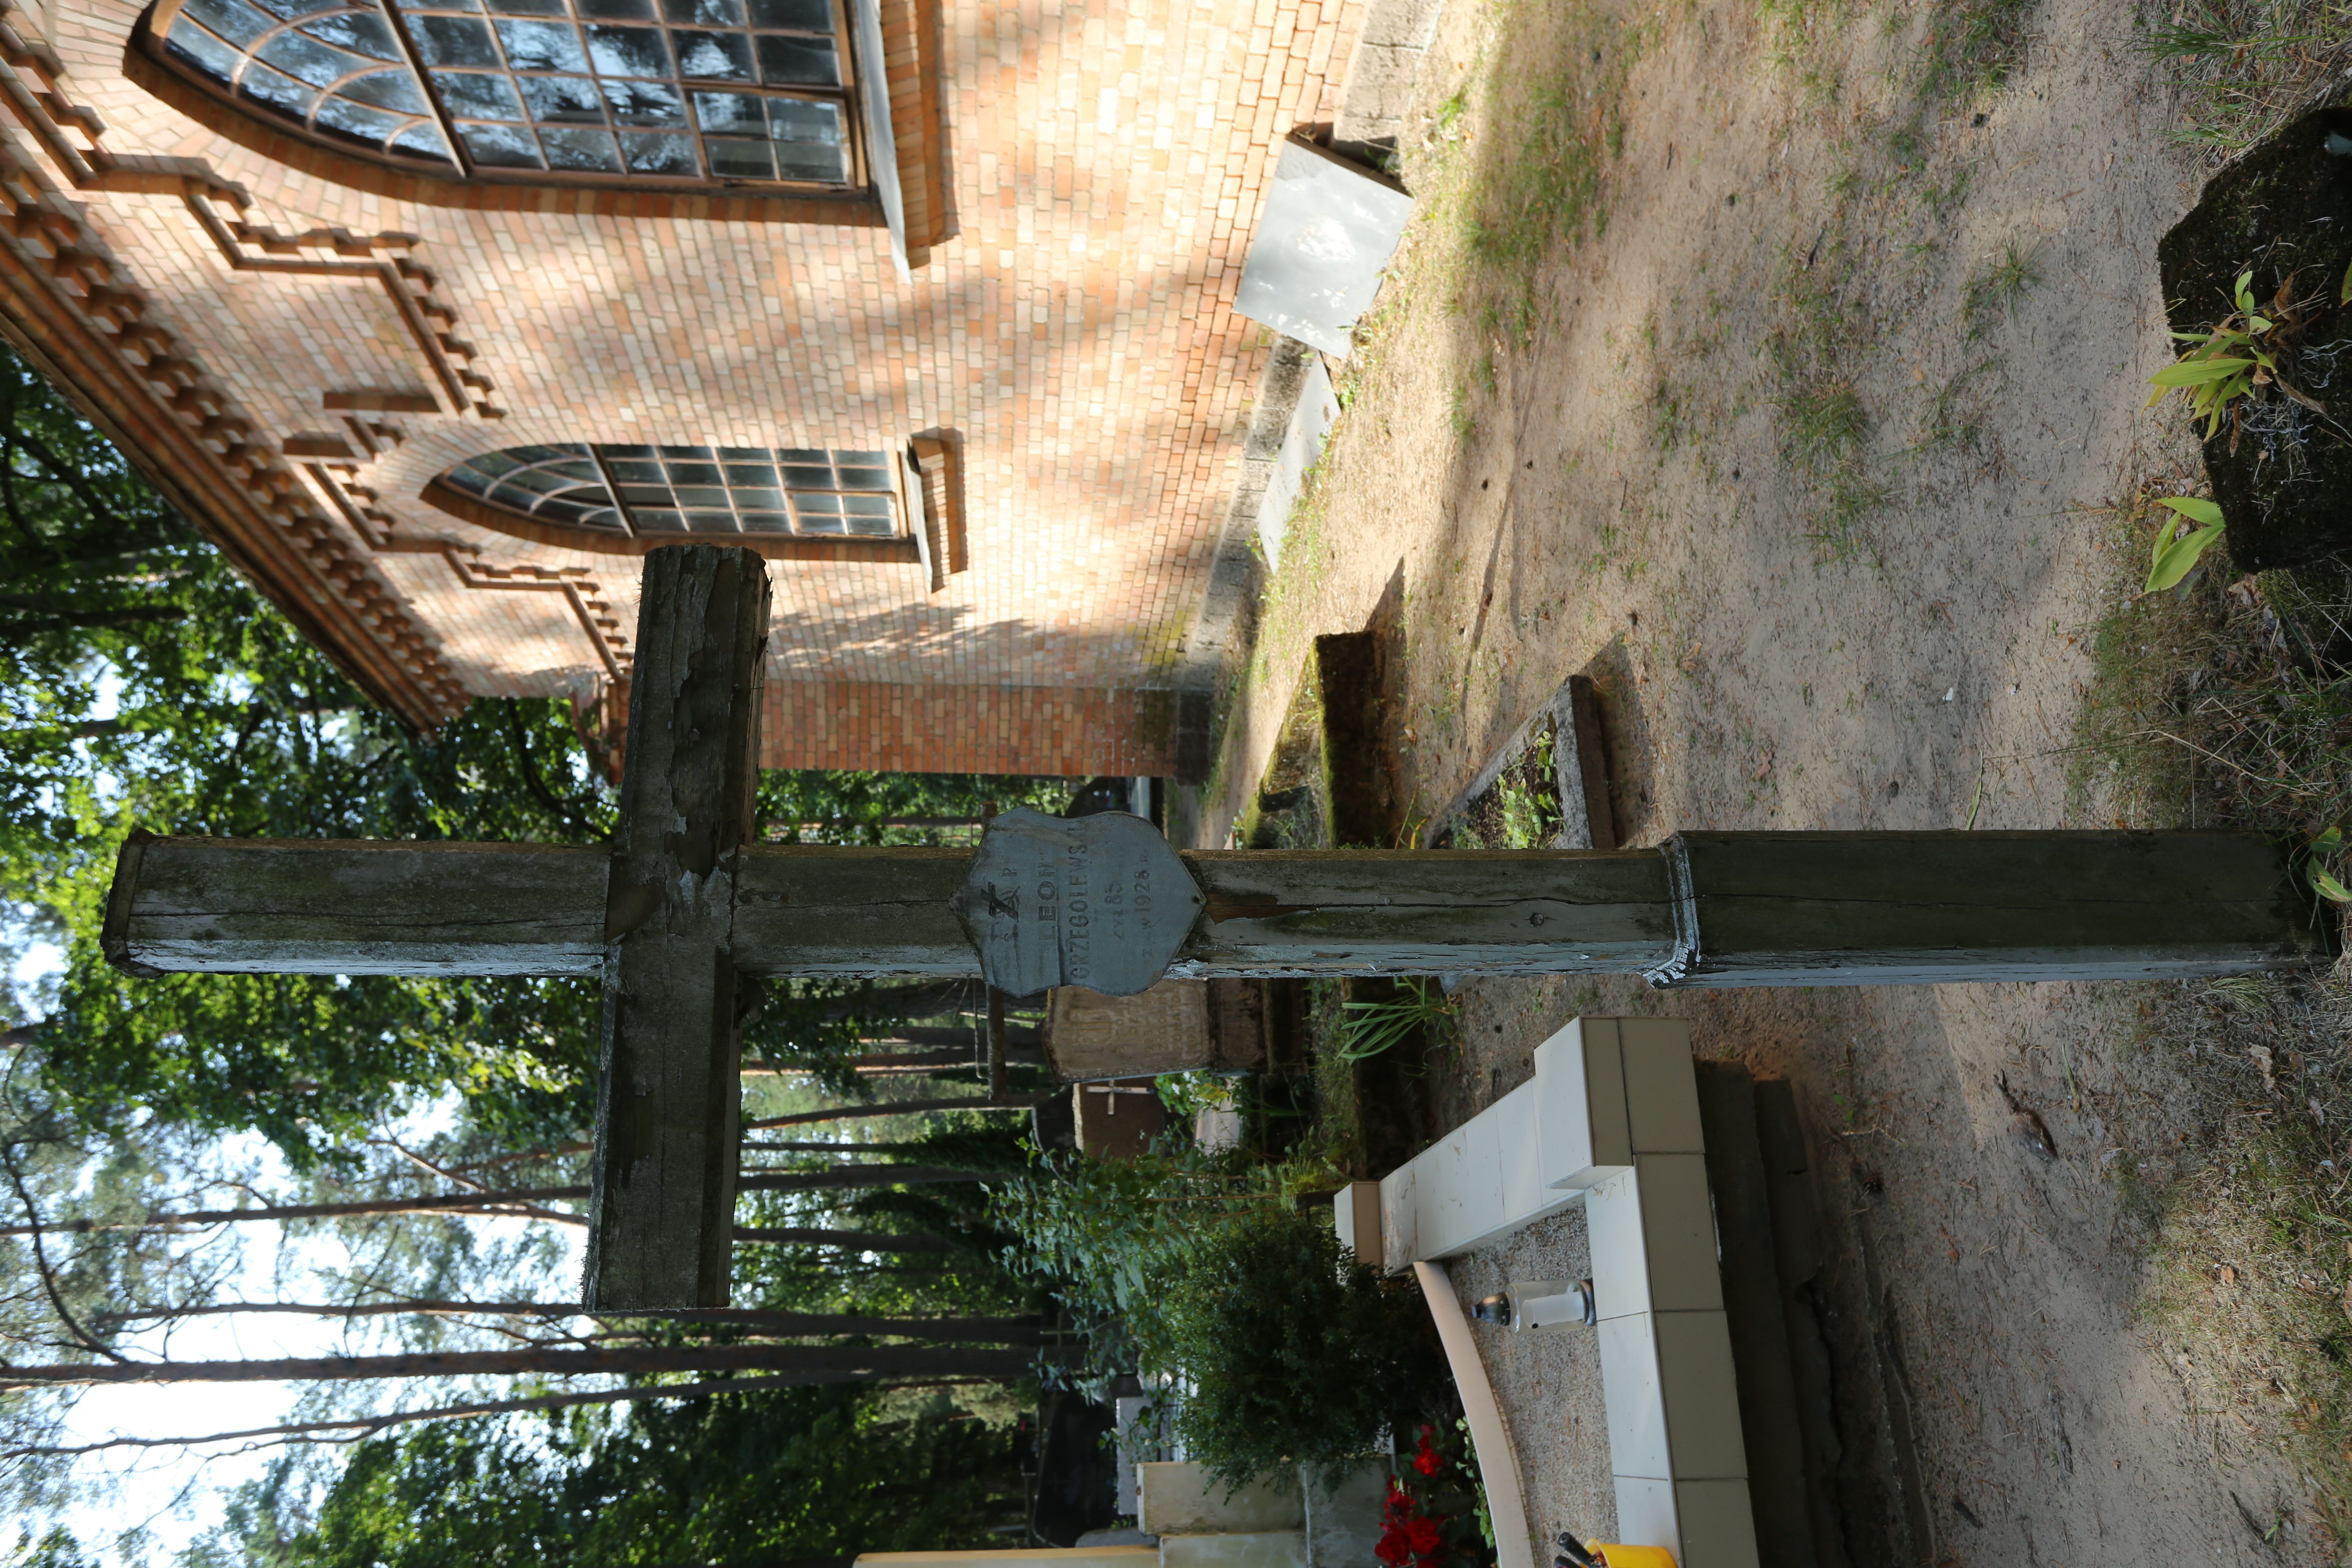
[
  {"xmin": 995, "ymin": 1147, "xmax": 1444, "ymax": 1484},
  {"xmin": 1159, "ymin": 1208, "xmax": 1445, "ymax": 1487},
  {"xmin": 182, "ymin": 1385, "xmax": 1022, "ymax": 1568},
  {"xmin": 0, "ymin": 341, "xmax": 1069, "ymax": 1161}
]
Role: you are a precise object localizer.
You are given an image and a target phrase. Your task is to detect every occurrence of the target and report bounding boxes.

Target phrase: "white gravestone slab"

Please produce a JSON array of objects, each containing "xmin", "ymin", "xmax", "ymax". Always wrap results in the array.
[
  {"xmin": 1256, "ymin": 354, "xmax": 1343, "ymax": 570},
  {"xmin": 953, "ymin": 810, "xmax": 1204, "ymax": 998},
  {"xmin": 1356, "ymin": 1018, "xmax": 1761, "ymax": 1568},
  {"xmin": 1233, "ymin": 136, "xmax": 1414, "ymax": 357}
]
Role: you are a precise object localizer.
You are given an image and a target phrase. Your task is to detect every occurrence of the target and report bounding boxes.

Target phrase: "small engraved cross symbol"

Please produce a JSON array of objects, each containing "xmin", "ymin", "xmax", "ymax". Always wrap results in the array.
[{"xmin": 984, "ymin": 884, "xmax": 1019, "ymax": 920}]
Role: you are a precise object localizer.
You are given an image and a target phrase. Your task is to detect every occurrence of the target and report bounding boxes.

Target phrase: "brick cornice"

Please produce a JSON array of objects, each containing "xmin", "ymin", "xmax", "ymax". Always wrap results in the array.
[{"xmin": 0, "ymin": 218, "xmax": 466, "ymax": 729}]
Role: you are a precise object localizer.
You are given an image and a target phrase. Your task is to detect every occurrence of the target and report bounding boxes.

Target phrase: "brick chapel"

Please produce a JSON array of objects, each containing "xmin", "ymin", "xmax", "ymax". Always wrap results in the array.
[{"xmin": 0, "ymin": 0, "xmax": 1424, "ymax": 781}]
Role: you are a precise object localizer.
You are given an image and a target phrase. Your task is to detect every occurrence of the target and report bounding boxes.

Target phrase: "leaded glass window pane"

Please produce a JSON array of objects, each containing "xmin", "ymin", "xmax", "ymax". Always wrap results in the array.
[
  {"xmin": 168, "ymin": 0, "xmax": 455, "ymax": 163},
  {"xmin": 439, "ymin": 443, "xmax": 904, "ymax": 539},
  {"xmin": 161, "ymin": 0, "xmax": 855, "ymax": 185}
]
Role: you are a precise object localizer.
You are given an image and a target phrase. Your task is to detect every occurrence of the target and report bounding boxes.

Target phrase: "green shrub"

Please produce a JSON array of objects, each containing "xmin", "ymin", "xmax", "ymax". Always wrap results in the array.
[{"xmin": 1158, "ymin": 1207, "xmax": 1447, "ymax": 1487}]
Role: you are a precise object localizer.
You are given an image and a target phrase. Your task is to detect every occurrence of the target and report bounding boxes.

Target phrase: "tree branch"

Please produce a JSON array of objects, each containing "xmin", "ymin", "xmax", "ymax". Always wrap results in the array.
[
  {"xmin": 503, "ymin": 697, "xmax": 592, "ymax": 836},
  {"xmin": 0, "ymin": 1341, "xmax": 1045, "ymax": 1388},
  {"xmin": 90, "ymin": 1299, "xmax": 1042, "ymax": 1342},
  {"xmin": 0, "ymin": 1372, "xmax": 1000, "ymax": 1458},
  {"xmin": 0, "ymin": 605, "xmax": 187, "ymax": 641},
  {"xmin": 0, "ymin": 1144, "xmax": 125, "ymax": 1364},
  {"xmin": 0, "ymin": 1168, "xmax": 988, "ymax": 1237},
  {"xmin": 743, "ymin": 1097, "xmax": 1043, "ymax": 1131}
]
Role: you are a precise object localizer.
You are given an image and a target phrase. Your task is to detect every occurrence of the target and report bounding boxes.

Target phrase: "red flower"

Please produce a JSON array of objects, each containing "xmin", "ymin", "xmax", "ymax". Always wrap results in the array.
[
  {"xmin": 1405, "ymin": 1517, "xmax": 1443, "ymax": 1557},
  {"xmin": 1412, "ymin": 1448, "xmax": 1443, "ymax": 1477}
]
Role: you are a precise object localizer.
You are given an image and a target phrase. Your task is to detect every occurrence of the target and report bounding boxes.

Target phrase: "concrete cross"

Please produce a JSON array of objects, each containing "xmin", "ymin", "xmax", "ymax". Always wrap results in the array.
[{"xmin": 99, "ymin": 546, "xmax": 2332, "ymax": 1310}]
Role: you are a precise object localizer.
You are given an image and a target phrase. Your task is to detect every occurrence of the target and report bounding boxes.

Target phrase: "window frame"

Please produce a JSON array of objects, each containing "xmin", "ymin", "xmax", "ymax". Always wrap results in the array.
[
  {"xmin": 140, "ymin": 0, "xmax": 874, "ymax": 198},
  {"xmin": 420, "ymin": 439, "xmax": 927, "ymax": 564}
]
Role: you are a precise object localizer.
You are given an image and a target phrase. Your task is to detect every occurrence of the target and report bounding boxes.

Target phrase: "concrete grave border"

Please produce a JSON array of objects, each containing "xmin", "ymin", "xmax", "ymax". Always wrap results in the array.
[{"xmin": 1338, "ymin": 1018, "xmax": 1762, "ymax": 1568}]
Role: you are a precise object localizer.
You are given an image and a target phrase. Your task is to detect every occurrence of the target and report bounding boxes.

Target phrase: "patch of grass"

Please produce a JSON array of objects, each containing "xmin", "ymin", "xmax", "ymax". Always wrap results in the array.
[
  {"xmin": 2072, "ymin": 484, "xmax": 2352, "ymax": 842},
  {"xmin": 1961, "ymin": 240, "xmax": 2043, "ymax": 338},
  {"xmin": 1916, "ymin": 0, "xmax": 2040, "ymax": 107},
  {"xmin": 1399, "ymin": 0, "xmax": 1650, "ymax": 392},
  {"xmin": 1448, "ymin": 384, "xmax": 1477, "ymax": 445},
  {"xmin": 2139, "ymin": 0, "xmax": 2347, "ymax": 157},
  {"xmin": 2133, "ymin": 972, "xmax": 2352, "ymax": 1540},
  {"xmin": 1923, "ymin": 165, "xmax": 1972, "ymax": 221},
  {"xmin": 1920, "ymin": 356, "xmax": 1995, "ymax": 454},
  {"xmin": 1781, "ymin": 381, "xmax": 1871, "ymax": 461},
  {"xmin": 1757, "ymin": 0, "xmax": 1859, "ymax": 75},
  {"xmin": 2073, "ymin": 501, "xmax": 2352, "ymax": 1532},
  {"xmin": 1883, "ymin": 121, "xmax": 1927, "ymax": 173},
  {"xmin": 1766, "ymin": 243, "xmax": 1889, "ymax": 562},
  {"xmin": 1650, "ymin": 378, "xmax": 1692, "ymax": 452}
]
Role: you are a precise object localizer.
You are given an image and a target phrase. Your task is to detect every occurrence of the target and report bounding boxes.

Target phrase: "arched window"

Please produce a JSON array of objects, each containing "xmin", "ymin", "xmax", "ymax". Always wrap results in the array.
[
  {"xmin": 151, "ymin": 0, "xmax": 860, "ymax": 187},
  {"xmin": 423, "ymin": 442, "xmax": 924, "ymax": 561}
]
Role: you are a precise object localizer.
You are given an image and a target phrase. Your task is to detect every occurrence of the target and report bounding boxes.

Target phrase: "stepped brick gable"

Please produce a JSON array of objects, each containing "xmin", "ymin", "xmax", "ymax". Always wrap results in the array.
[{"xmin": 0, "ymin": 0, "xmax": 1369, "ymax": 773}]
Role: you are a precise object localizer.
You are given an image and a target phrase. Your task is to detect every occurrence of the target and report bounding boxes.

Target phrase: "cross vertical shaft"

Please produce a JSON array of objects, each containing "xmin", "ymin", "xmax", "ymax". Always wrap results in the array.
[{"xmin": 584, "ymin": 545, "xmax": 768, "ymax": 1311}]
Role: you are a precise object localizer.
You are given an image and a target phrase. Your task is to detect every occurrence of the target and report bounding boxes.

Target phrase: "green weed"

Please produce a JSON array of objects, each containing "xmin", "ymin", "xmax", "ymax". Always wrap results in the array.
[
  {"xmin": 1767, "ymin": 241, "xmax": 1888, "ymax": 562},
  {"xmin": 1961, "ymin": 240, "xmax": 2043, "ymax": 338},
  {"xmin": 1495, "ymin": 728, "xmax": 1561, "ymax": 847},
  {"xmin": 1336, "ymin": 978, "xmax": 1457, "ymax": 1063},
  {"xmin": 1921, "ymin": 357, "xmax": 1994, "ymax": 454}
]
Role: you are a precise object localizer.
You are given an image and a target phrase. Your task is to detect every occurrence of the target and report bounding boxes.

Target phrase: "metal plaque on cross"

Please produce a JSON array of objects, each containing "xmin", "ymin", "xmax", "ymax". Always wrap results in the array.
[{"xmin": 951, "ymin": 808, "xmax": 1203, "ymax": 998}]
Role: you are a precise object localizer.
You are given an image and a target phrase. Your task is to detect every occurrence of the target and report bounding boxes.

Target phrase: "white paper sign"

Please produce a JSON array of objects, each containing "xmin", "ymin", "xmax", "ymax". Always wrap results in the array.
[{"xmin": 952, "ymin": 809, "xmax": 1204, "ymax": 997}]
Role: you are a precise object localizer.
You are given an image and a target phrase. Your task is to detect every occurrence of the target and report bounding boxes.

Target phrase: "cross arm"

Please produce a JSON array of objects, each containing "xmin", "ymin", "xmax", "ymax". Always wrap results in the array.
[
  {"xmin": 101, "ymin": 833, "xmax": 608, "ymax": 978},
  {"xmin": 98, "ymin": 832, "xmax": 2331, "ymax": 985}
]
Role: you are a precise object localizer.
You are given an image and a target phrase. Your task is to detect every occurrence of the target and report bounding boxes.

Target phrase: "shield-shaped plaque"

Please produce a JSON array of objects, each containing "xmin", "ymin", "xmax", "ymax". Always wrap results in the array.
[{"xmin": 951, "ymin": 808, "xmax": 1204, "ymax": 997}]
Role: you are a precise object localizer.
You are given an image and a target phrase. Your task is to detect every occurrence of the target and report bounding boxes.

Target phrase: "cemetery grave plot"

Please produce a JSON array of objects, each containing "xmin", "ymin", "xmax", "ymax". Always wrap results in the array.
[
  {"xmin": 1435, "ymin": 1208, "xmax": 1616, "ymax": 1559},
  {"xmin": 1421, "ymin": 677, "xmax": 1617, "ymax": 853},
  {"xmin": 2156, "ymin": 106, "xmax": 2352, "ymax": 572},
  {"xmin": 1346, "ymin": 1019, "xmax": 1863, "ymax": 1568},
  {"xmin": 1180, "ymin": 0, "xmax": 2352, "ymax": 1550}
]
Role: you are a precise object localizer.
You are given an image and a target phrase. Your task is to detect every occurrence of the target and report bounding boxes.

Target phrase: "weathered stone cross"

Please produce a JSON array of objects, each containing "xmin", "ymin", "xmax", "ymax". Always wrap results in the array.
[{"xmin": 99, "ymin": 547, "xmax": 2331, "ymax": 1310}]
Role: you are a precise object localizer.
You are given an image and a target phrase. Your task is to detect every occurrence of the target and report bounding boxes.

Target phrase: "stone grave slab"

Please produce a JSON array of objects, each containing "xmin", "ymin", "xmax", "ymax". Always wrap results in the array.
[
  {"xmin": 1256, "ymin": 353, "xmax": 1342, "ymax": 569},
  {"xmin": 1233, "ymin": 134, "xmax": 1414, "ymax": 357},
  {"xmin": 1047, "ymin": 978, "xmax": 1268, "ymax": 1080}
]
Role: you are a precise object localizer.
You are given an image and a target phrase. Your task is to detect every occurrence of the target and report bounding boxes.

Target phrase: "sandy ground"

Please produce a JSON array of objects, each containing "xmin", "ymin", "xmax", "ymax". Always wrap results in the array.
[
  {"xmin": 1442, "ymin": 1210, "xmax": 1617, "ymax": 1556},
  {"xmin": 1183, "ymin": 0, "xmax": 2339, "ymax": 1555}
]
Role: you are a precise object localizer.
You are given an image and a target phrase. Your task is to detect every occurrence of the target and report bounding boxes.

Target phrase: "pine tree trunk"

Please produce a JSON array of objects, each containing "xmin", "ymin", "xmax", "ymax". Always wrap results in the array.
[
  {"xmin": 0, "ymin": 1342, "xmax": 1042, "ymax": 1388},
  {"xmin": 0, "ymin": 1167, "xmax": 990, "ymax": 1236}
]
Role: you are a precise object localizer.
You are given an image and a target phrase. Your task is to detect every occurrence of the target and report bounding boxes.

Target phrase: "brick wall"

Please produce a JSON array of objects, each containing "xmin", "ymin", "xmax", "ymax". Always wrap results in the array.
[
  {"xmin": 0, "ymin": 0, "xmax": 1367, "ymax": 776},
  {"xmin": 760, "ymin": 678, "xmax": 1173, "ymax": 775}
]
